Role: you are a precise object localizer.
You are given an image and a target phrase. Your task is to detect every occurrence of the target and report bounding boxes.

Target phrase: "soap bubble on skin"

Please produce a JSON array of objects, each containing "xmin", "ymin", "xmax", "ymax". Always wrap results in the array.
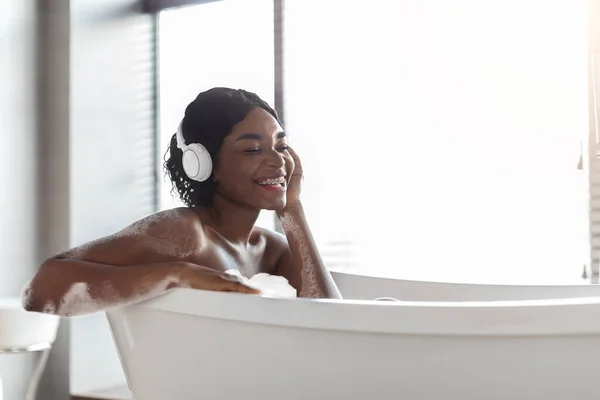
[
  {"xmin": 279, "ymin": 212, "xmax": 320, "ymax": 298},
  {"xmin": 225, "ymin": 269, "xmax": 297, "ymax": 298},
  {"xmin": 56, "ymin": 276, "xmax": 181, "ymax": 317}
]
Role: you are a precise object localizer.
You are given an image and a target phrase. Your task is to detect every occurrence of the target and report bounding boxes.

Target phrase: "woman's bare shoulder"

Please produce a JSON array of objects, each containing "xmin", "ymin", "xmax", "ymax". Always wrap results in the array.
[
  {"xmin": 253, "ymin": 227, "xmax": 289, "ymax": 255},
  {"xmin": 117, "ymin": 207, "xmax": 203, "ymax": 237},
  {"xmin": 113, "ymin": 207, "xmax": 204, "ymax": 256},
  {"xmin": 255, "ymin": 226, "xmax": 286, "ymax": 242},
  {"xmin": 54, "ymin": 207, "xmax": 204, "ymax": 263}
]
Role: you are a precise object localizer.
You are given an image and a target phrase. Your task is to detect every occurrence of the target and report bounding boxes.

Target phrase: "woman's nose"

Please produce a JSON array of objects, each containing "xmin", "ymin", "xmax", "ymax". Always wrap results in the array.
[{"xmin": 265, "ymin": 149, "xmax": 285, "ymax": 167}]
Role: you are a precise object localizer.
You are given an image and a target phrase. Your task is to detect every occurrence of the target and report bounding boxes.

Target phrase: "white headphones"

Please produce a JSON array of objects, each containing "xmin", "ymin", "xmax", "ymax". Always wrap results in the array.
[{"xmin": 176, "ymin": 120, "xmax": 213, "ymax": 182}]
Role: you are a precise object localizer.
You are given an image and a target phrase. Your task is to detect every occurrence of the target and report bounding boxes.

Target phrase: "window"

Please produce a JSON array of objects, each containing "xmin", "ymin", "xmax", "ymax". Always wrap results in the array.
[
  {"xmin": 283, "ymin": 0, "xmax": 589, "ymax": 283},
  {"xmin": 157, "ymin": 0, "xmax": 276, "ymax": 229},
  {"xmin": 157, "ymin": 0, "xmax": 590, "ymax": 283}
]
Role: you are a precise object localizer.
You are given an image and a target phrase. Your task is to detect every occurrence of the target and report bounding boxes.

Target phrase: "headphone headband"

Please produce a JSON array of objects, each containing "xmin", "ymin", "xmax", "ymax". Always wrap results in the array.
[{"xmin": 176, "ymin": 120, "xmax": 187, "ymax": 150}]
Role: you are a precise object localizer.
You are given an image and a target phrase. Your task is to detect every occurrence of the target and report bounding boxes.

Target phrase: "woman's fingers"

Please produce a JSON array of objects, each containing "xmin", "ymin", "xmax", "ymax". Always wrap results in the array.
[
  {"xmin": 287, "ymin": 146, "xmax": 303, "ymax": 174},
  {"xmin": 181, "ymin": 264, "xmax": 261, "ymax": 294},
  {"xmin": 219, "ymin": 275, "xmax": 261, "ymax": 294}
]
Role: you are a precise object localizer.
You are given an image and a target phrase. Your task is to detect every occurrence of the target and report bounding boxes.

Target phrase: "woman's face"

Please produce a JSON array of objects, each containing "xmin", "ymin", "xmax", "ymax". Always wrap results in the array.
[{"xmin": 212, "ymin": 107, "xmax": 293, "ymax": 211}]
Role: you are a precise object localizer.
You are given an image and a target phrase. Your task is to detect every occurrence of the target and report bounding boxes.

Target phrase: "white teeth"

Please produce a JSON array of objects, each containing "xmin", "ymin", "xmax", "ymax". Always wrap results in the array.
[{"xmin": 257, "ymin": 176, "xmax": 285, "ymax": 185}]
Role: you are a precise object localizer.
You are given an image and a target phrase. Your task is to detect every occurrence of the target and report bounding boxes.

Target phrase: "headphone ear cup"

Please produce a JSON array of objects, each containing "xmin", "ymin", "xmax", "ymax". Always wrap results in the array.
[{"xmin": 181, "ymin": 143, "xmax": 213, "ymax": 182}]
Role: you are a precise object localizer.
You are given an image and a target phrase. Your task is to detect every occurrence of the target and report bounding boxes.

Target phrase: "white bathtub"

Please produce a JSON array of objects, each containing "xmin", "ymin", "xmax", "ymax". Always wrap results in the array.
[
  {"xmin": 107, "ymin": 289, "xmax": 600, "ymax": 400},
  {"xmin": 331, "ymin": 270, "xmax": 600, "ymax": 301}
]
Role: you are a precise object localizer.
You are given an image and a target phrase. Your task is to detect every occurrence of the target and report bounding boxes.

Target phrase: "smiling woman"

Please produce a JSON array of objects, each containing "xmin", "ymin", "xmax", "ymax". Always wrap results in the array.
[
  {"xmin": 23, "ymin": 87, "xmax": 341, "ymax": 318},
  {"xmin": 162, "ymin": 87, "xmax": 339, "ymax": 298},
  {"xmin": 164, "ymin": 88, "xmax": 286, "ymax": 210}
]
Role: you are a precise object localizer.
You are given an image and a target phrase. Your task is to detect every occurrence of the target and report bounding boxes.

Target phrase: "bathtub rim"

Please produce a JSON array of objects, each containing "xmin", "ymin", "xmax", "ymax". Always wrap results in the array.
[
  {"xmin": 107, "ymin": 288, "xmax": 600, "ymax": 337},
  {"xmin": 329, "ymin": 269, "xmax": 594, "ymax": 288}
]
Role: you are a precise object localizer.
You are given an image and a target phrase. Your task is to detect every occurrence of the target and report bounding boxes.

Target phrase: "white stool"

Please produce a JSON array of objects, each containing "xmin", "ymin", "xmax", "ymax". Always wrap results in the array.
[{"xmin": 0, "ymin": 298, "xmax": 59, "ymax": 400}]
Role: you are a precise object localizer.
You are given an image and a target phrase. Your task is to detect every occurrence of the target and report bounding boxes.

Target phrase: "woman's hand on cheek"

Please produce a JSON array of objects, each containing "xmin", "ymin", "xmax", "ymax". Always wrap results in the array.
[{"xmin": 280, "ymin": 146, "xmax": 303, "ymax": 214}]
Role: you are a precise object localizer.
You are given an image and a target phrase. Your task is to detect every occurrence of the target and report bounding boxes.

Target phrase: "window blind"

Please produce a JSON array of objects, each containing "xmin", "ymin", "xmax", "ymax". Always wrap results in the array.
[
  {"xmin": 70, "ymin": 6, "xmax": 158, "ymax": 242},
  {"xmin": 589, "ymin": 154, "xmax": 600, "ymax": 280},
  {"xmin": 587, "ymin": 0, "xmax": 600, "ymax": 282}
]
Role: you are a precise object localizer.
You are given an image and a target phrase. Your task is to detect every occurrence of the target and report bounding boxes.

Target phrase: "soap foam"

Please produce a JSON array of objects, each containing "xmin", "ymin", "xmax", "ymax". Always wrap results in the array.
[
  {"xmin": 54, "ymin": 270, "xmax": 294, "ymax": 317},
  {"xmin": 280, "ymin": 212, "xmax": 320, "ymax": 298},
  {"xmin": 225, "ymin": 269, "xmax": 296, "ymax": 298},
  {"xmin": 57, "ymin": 282, "xmax": 96, "ymax": 317},
  {"xmin": 57, "ymin": 209, "xmax": 197, "ymax": 260},
  {"xmin": 42, "ymin": 301, "xmax": 56, "ymax": 314},
  {"xmin": 56, "ymin": 276, "xmax": 180, "ymax": 317},
  {"xmin": 21, "ymin": 279, "xmax": 33, "ymax": 310},
  {"xmin": 248, "ymin": 273, "xmax": 297, "ymax": 298},
  {"xmin": 58, "ymin": 242, "xmax": 92, "ymax": 260},
  {"xmin": 117, "ymin": 209, "xmax": 197, "ymax": 258}
]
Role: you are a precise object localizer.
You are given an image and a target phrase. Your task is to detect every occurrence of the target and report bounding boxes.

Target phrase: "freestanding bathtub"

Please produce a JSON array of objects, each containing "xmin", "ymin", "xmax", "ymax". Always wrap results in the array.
[
  {"xmin": 106, "ymin": 289, "xmax": 600, "ymax": 400},
  {"xmin": 331, "ymin": 270, "xmax": 600, "ymax": 301}
]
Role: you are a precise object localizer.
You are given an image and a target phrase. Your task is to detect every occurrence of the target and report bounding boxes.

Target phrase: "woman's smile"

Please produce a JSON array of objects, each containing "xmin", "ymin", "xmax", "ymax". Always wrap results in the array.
[{"xmin": 255, "ymin": 175, "xmax": 287, "ymax": 192}]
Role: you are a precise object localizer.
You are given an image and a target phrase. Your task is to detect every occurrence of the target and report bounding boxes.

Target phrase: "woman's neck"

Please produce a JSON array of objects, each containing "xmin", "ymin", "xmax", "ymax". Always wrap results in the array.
[{"xmin": 194, "ymin": 195, "xmax": 260, "ymax": 246}]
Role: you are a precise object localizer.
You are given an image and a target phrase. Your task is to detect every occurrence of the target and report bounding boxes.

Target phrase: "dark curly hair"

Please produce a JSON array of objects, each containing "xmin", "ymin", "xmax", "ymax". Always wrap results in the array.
[{"xmin": 164, "ymin": 87, "xmax": 281, "ymax": 208}]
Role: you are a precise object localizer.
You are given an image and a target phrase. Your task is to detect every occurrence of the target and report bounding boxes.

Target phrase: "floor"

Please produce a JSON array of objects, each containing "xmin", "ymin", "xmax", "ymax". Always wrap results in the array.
[{"xmin": 71, "ymin": 384, "xmax": 131, "ymax": 400}]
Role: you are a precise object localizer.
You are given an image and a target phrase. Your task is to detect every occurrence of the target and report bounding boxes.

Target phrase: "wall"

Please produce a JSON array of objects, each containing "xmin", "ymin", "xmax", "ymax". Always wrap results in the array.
[
  {"xmin": 69, "ymin": 0, "xmax": 156, "ymax": 393},
  {"xmin": 0, "ymin": 1, "xmax": 42, "ymax": 399},
  {"xmin": 0, "ymin": 0, "xmax": 38, "ymax": 297},
  {"xmin": 1, "ymin": 0, "xmax": 156, "ymax": 397}
]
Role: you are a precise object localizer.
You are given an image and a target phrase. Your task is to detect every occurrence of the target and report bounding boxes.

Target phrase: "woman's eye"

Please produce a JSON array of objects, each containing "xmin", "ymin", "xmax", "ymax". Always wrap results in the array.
[{"xmin": 244, "ymin": 145, "xmax": 288, "ymax": 154}]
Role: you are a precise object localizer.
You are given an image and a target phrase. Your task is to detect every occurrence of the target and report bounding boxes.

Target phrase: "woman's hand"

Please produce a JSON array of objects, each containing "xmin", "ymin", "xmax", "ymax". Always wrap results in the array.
[
  {"xmin": 281, "ymin": 146, "xmax": 303, "ymax": 214},
  {"xmin": 176, "ymin": 263, "xmax": 261, "ymax": 294}
]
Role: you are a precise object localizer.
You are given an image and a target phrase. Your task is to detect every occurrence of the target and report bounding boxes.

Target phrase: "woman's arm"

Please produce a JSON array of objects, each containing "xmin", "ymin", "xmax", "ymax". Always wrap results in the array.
[
  {"xmin": 275, "ymin": 148, "xmax": 342, "ymax": 299},
  {"xmin": 26, "ymin": 259, "xmax": 185, "ymax": 316},
  {"xmin": 25, "ymin": 258, "xmax": 256, "ymax": 317},
  {"xmin": 276, "ymin": 205, "xmax": 342, "ymax": 299},
  {"xmin": 23, "ymin": 210, "xmax": 259, "ymax": 317}
]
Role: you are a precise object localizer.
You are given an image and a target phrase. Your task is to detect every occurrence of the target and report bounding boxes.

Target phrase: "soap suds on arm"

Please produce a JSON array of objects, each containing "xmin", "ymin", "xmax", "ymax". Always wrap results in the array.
[
  {"xmin": 55, "ymin": 209, "xmax": 198, "ymax": 263},
  {"xmin": 23, "ymin": 259, "xmax": 187, "ymax": 317},
  {"xmin": 278, "ymin": 210, "xmax": 342, "ymax": 299},
  {"xmin": 279, "ymin": 212, "xmax": 321, "ymax": 298},
  {"xmin": 55, "ymin": 276, "xmax": 180, "ymax": 317},
  {"xmin": 23, "ymin": 209, "xmax": 203, "ymax": 317},
  {"xmin": 226, "ymin": 269, "xmax": 297, "ymax": 298}
]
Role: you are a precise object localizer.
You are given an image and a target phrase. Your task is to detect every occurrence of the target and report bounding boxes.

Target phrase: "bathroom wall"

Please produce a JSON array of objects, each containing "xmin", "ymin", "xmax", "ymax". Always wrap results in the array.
[
  {"xmin": 0, "ymin": 1, "xmax": 43, "ymax": 399},
  {"xmin": 1, "ymin": 0, "xmax": 156, "ymax": 397},
  {"xmin": 69, "ymin": 0, "xmax": 156, "ymax": 394},
  {"xmin": 0, "ymin": 0, "xmax": 38, "ymax": 300}
]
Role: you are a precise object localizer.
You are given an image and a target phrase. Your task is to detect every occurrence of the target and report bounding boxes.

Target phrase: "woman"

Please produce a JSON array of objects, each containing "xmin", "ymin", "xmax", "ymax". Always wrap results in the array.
[{"xmin": 23, "ymin": 87, "xmax": 342, "ymax": 317}]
